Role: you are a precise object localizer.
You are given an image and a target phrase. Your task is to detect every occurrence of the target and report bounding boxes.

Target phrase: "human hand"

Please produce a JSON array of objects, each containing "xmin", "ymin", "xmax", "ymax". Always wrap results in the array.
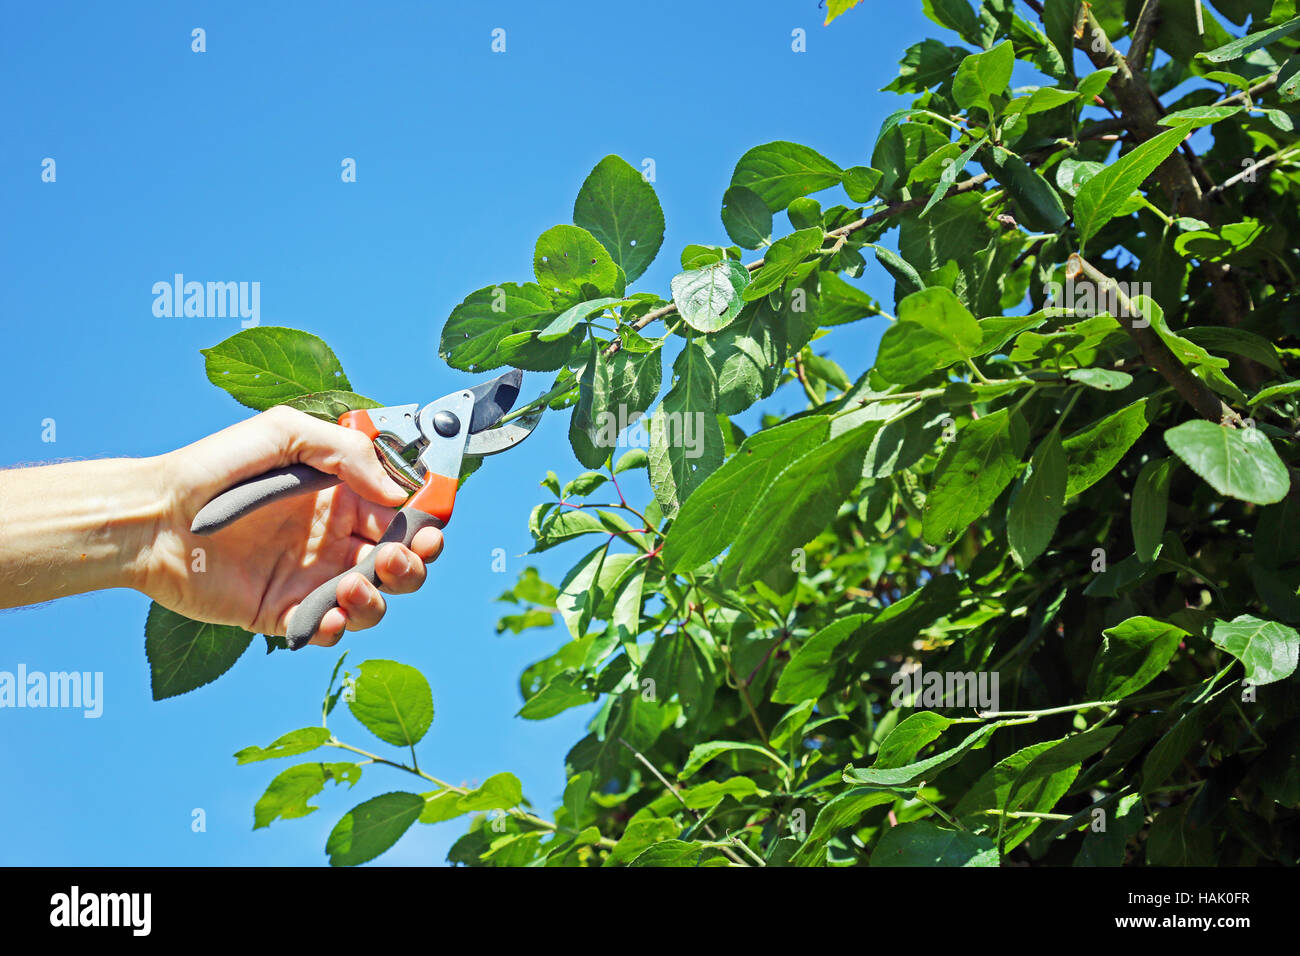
[{"xmin": 145, "ymin": 405, "xmax": 444, "ymax": 646}]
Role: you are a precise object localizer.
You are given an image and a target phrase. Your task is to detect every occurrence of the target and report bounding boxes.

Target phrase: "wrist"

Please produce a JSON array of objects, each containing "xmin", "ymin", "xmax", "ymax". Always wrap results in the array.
[{"xmin": 0, "ymin": 456, "xmax": 171, "ymax": 608}]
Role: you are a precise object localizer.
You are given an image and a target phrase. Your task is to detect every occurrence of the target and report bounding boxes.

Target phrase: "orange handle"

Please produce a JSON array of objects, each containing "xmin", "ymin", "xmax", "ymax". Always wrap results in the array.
[{"xmin": 408, "ymin": 472, "xmax": 458, "ymax": 524}]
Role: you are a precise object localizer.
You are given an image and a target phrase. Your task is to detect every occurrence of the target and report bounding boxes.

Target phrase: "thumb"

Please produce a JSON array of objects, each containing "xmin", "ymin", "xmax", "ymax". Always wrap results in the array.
[{"xmin": 273, "ymin": 406, "xmax": 409, "ymax": 506}]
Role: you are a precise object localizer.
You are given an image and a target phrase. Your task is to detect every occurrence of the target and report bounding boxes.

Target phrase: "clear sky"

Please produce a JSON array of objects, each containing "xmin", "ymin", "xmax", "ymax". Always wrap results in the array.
[{"xmin": 0, "ymin": 0, "xmax": 931, "ymax": 865}]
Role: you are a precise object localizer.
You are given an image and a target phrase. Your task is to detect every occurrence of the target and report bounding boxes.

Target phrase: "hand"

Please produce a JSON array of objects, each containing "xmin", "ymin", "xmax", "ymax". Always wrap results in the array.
[{"xmin": 146, "ymin": 406, "xmax": 444, "ymax": 646}]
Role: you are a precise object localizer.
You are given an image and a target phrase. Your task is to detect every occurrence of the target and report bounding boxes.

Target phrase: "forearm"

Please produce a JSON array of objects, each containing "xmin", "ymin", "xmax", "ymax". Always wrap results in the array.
[{"xmin": 0, "ymin": 458, "xmax": 166, "ymax": 608}]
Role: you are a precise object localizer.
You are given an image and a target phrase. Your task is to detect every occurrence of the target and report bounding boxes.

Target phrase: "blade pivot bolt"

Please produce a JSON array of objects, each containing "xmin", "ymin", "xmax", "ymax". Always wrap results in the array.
[{"xmin": 432, "ymin": 411, "xmax": 461, "ymax": 437}]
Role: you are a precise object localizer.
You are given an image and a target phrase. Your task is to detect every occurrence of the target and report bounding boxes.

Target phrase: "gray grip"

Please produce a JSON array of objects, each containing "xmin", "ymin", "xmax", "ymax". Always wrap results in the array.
[
  {"xmin": 285, "ymin": 507, "xmax": 444, "ymax": 650},
  {"xmin": 190, "ymin": 465, "xmax": 341, "ymax": 534}
]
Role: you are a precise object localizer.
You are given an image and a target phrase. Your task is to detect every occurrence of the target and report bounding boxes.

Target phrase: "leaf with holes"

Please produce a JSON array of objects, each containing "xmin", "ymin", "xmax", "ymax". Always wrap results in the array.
[
  {"xmin": 534, "ymin": 225, "xmax": 622, "ymax": 308},
  {"xmin": 573, "ymin": 155, "xmax": 665, "ymax": 283},
  {"xmin": 202, "ymin": 327, "xmax": 350, "ymax": 411},
  {"xmin": 439, "ymin": 282, "xmax": 563, "ymax": 373}
]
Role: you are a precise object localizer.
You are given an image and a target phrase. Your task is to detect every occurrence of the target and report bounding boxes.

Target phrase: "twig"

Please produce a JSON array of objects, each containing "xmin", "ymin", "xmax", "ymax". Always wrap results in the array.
[
  {"xmin": 1067, "ymin": 254, "xmax": 1243, "ymax": 426},
  {"xmin": 1127, "ymin": 0, "xmax": 1162, "ymax": 72},
  {"xmin": 1206, "ymin": 143, "xmax": 1300, "ymax": 197},
  {"xmin": 616, "ymin": 738, "xmax": 749, "ymax": 866}
]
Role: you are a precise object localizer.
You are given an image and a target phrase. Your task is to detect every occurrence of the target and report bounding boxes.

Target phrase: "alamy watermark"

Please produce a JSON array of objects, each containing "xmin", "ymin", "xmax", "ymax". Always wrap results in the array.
[
  {"xmin": 890, "ymin": 663, "xmax": 1000, "ymax": 712},
  {"xmin": 0, "ymin": 665, "xmax": 103, "ymax": 717},
  {"xmin": 594, "ymin": 403, "xmax": 708, "ymax": 459},
  {"xmin": 152, "ymin": 274, "xmax": 260, "ymax": 327},
  {"xmin": 1043, "ymin": 276, "xmax": 1151, "ymax": 327}
]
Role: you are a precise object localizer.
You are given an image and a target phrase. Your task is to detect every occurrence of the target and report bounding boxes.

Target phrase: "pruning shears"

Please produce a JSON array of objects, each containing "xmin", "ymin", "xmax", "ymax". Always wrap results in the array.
[{"xmin": 189, "ymin": 369, "xmax": 541, "ymax": 650}]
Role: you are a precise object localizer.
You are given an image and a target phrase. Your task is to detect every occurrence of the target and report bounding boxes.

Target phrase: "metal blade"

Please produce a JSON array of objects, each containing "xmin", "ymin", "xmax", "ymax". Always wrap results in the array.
[
  {"xmin": 464, "ymin": 410, "xmax": 542, "ymax": 457},
  {"xmin": 467, "ymin": 368, "xmax": 523, "ymax": 434}
]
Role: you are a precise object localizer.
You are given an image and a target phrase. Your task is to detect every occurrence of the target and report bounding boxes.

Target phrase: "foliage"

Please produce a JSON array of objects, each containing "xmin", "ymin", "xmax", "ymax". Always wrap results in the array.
[{"xmin": 156, "ymin": 3, "xmax": 1300, "ymax": 866}]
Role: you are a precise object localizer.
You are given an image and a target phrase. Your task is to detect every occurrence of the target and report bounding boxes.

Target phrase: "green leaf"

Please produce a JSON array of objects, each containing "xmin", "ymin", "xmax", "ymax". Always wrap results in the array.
[
  {"xmin": 571, "ymin": 347, "xmax": 662, "ymax": 466},
  {"xmin": 1065, "ymin": 368, "xmax": 1133, "ymax": 391},
  {"xmin": 555, "ymin": 544, "xmax": 609, "ymax": 639},
  {"xmin": 678, "ymin": 740, "xmax": 786, "ymax": 779},
  {"xmin": 201, "ymin": 327, "xmax": 350, "ymax": 411},
  {"xmin": 663, "ymin": 416, "xmax": 830, "ymax": 572},
  {"xmin": 234, "ymin": 727, "xmax": 331, "ymax": 765},
  {"xmin": 254, "ymin": 762, "xmax": 361, "ymax": 829},
  {"xmin": 670, "ymin": 260, "xmax": 750, "ymax": 333},
  {"xmin": 875, "ymin": 712, "xmax": 954, "ymax": 767},
  {"xmin": 863, "ymin": 243, "xmax": 926, "ymax": 299},
  {"xmin": 641, "ymin": 631, "xmax": 716, "ymax": 727},
  {"xmin": 730, "ymin": 141, "xmax": 843, "ymax": 213},
  {"xmin": 145, "ymin": 602, "xmax": 254, "ymax": 700},
  {"xmin": 1075, "ymin": 66, "xmax": 1117, "ymax": 102},
  {"xmin": 742, "ymin": 228, "xmax": 824, "ymax": 301},
  {"xmin": 721, "ymin": 419, "xmax": 879, "ymax": 585},
  {"xmin": 539, "ymin": 296, "xmax": 623, "ymax": 342},
  {"xmin": 922, "ymin": 134, "xmax": 986, "ymax": 216},
  {"xmin": 875, "ymin": 287, "xmax": 983, "ymax": 385},
  {"xmin": 326, "ymin": 791, "xmax": 424, "ymax": 866},
  {"xmin": 458, "ymin": 772, "xmax": 524, "ymax": 811},
  {"xmin": 1074, "ymin": 125, "xmax": 1193, "ymax": 245},
  {"xmin": 1132, "ymin": 456, "xmax": 1177, "ymax": 562},
  {"xmin": 1157, "ymin": 105, "xmax": 1244, "ymax": 128},
  {"xmin": 648, "ymin": 343, "xmax": 725, "ymax": 515},
  {"xmin": 1199, "ymin": 15, "xmax": 1300, "ymax": 62},
  {"xmin": 923, "ymin": 0, "xmax": 983, "ymax": 46},
  {"xmin": 793, "ymin": 789, "xmax": 897, "ymax": 863},
  {"xmin": 772, "ymin": 615, "xmax": 871, "ymax": 704},
  {"xmin": 534, "ymin": 225, "xmax": 621, "ymax": 307},
  {"xmin": 1062, "ymin": 398, "xmax": 1153, "ymax": 498},
  {"xmin": 1074, "ymin": 794, "xmax": 1143, "ymax": 866},
  {"xmin": 1210, "ymin": 615, "xmax": 1300, "ymax": 685},
  {"xmin": 439, "ymin": 282, "xmax": 561, "ymax": 373},
  {"xmin": 720, "ymin": 185, "xmax": 773, "ymax": 249},
  {"xmin": 284, "ymin": 390, "xmax": 381, "ymax": 421},
  {"xmin": 819, "ymin": 272, "xmax": 882, "ymax": 326},
  {"xmin": 573, "ymin": 155, "xmax": 665, "ymax": 283},
  {"xmin": 630, "ymin": 840, "xmax": 710, "ymax": 866},
  {"xmin": 347, "ymin": 659, "xmax": 434, "ymax": 748},
  {"xmin": 1164, "ymin": 420, "xmax": 1290, "ymax": 505},
  {"xmin": 983, "ymin": 145, "xmax": 1068, "ymax": 231},
  {"xmin": 1182, "ymin": 327, "xmax": 1283, "ymax": 373},
  {"xmin": 845, "ymin": 720, "xmax": 1011, "ymax": 787},
  {"xmin": 872, "ymin": 821, "xmax": 998, "ymax": 867},
  {"xmin": 605, "ymin": 818, "xmax": 681, "ymax": 865},
  {"xmin": 1088, "ymin": 617, "xmax": 1189, "ymax": 699},
  {"xmin": 419, "ymin": 789, "xmax": 468, "ymax": 824},
  {"xmin": 953, "ymin": 40, "xmax": 1014, "ymax": 118},
  {"xmin": 1007, "ymin": 430, "xmax": 1066, "ymax": 568},
  {"xmin": 842, "ymin": 165, "xmax": 884, "ymax": 202},
  {"xmin": 518, "ymin": 671, "xmax": 595, "ymax": 719},
  {"xmin": 1248, "ymin": 381, "xmax": 1300, "ymax": 409},
  {"xmin": 698, "ymin": 301, "xmax": 783, "ymax": 414},
  {"xmin": 922, "ymin": 408, "xmax": 1029, "ymax": 546}
]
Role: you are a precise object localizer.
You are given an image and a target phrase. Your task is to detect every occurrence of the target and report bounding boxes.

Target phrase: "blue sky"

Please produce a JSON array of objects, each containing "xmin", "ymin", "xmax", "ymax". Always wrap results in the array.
[{"xmin": 0, "ymin": 1, "xmax": 935, "ymax": 865}]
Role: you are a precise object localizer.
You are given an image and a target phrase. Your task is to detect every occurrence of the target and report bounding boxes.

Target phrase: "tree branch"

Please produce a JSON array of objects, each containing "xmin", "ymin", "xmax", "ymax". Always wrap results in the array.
[
  {"xmin": 1068, "ymin": 254, "xmax": 1243, "ymax": 426},
  {"xmin": 1127, "ymin": 0, "xmax": 1162, "ymax": 72}
]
